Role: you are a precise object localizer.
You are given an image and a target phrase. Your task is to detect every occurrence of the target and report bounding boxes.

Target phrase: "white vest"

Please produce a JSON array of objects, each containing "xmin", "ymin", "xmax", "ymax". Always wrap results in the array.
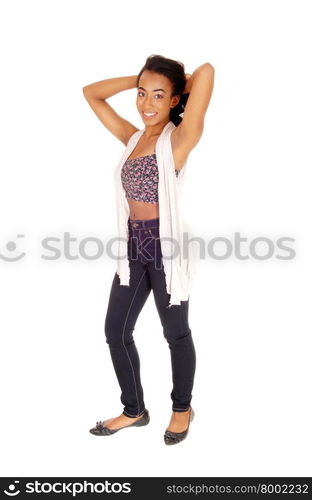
[{"xmin": 114, "ymin": 120, "xmax": 198, "ymax": 307}]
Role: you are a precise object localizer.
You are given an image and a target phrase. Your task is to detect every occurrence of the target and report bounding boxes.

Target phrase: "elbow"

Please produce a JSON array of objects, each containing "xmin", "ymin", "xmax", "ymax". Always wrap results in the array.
[
  {"xmin": 82, "ymin": 85, "xmax": 94, "ymax": 100},
  {"xmin": 83, "ymin": 85, "xmax": 95, "ymax": 97},
  {"xmin": 200, "ymin": 63, "xmax": 215, "ymax": 73}
]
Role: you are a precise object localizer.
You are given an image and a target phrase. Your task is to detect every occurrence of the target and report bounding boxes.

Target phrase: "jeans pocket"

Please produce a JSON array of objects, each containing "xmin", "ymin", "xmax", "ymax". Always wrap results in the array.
[{"xmin": 146, "ymin": 227, "xmax": 160, "ymax": 241}]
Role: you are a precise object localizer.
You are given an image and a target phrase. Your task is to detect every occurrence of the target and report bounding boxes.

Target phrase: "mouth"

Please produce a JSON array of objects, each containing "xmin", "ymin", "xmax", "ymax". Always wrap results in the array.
[{"xmin": 142, "ymin": 112, "xmax": 158, "ymax": 119}]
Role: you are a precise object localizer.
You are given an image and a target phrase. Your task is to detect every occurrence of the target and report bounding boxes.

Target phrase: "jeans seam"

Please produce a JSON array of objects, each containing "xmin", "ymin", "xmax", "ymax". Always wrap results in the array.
[{"xmin": 122, "ymin": 268, "xmax": 147, "ymax": 416}]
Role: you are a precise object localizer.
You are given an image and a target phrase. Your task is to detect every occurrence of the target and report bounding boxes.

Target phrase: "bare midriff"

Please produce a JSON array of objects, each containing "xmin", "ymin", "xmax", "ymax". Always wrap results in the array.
[{"xmin": 127, "ymin": 198, "xmax": 159, "ymax": 221}]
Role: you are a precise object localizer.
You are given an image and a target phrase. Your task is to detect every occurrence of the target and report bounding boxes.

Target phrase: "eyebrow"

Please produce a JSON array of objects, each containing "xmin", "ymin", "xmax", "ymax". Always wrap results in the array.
[{"xmin": 138, "ymin": 86, "xmax": 166, "ymax": 93}]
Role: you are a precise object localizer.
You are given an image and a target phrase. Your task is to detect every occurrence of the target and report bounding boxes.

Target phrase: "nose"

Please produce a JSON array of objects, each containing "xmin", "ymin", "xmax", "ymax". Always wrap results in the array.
[{"xmin": 143, "ymin": 93, "xmax": 153, "ymax": 107}]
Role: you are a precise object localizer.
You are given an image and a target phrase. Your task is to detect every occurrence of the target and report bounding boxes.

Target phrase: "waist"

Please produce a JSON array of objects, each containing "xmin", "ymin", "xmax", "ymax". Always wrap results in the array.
[{"xmin": 128, "ymin": 216, "xmax": 160, "ymax": 230}]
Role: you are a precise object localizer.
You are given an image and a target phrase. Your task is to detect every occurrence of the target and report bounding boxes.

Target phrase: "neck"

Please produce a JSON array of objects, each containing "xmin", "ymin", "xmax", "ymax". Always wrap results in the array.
[{"xmin": 143, "ymin": 119, "xmax": 170, "ymax": 139}]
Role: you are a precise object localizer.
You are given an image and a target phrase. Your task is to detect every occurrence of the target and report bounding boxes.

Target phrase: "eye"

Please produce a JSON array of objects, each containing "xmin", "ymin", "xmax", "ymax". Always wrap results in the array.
[
  {"xmin": 137, "ymin": 91, "xmax": 144, "ymax": 97},
  {"xmin": 154, "ymin": 94, "xmax": 163, "ymax": 99}
]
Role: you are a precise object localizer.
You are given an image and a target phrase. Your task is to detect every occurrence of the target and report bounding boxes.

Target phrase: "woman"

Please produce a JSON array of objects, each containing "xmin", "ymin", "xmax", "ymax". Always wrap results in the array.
[{"xmin": 83, "ymin": 54, "xmax": 214, "ymax": 445}]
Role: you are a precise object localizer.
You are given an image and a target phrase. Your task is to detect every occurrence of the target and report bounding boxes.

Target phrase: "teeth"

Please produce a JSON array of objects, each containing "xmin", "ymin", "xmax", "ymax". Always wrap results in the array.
[{"xmin": 144, "ymin": 112, "xmax": 156, "ymax": 116}]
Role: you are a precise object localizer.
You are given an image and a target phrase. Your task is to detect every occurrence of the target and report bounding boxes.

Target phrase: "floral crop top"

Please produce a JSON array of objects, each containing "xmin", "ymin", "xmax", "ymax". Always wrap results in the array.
[{"xmin": 121, "ymin": 153, "xmax": 179, "ymax": 204}]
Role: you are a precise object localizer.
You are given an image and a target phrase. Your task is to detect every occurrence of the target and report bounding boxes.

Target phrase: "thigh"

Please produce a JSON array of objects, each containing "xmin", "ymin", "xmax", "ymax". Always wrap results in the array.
[
  {"xmin": 105, "ymin": 259, "xmax": 152, "ymax": 337},
  {"xmin": 147, "ymin": 258, "xmax": 191, "ymax": 339}
]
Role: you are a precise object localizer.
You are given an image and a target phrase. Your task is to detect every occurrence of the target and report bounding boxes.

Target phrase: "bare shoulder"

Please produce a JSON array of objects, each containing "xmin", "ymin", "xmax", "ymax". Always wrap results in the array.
[
  {"xmin": 170, "ymin": 126, "xmax": 191, "ymax": 154},
  {"xmin": 170, "ymin": 127, "xmax": 193, "ymax": 172},
  {"xmin": 123, "ymin": 123, "xmax": 140, "ymax": 145}
]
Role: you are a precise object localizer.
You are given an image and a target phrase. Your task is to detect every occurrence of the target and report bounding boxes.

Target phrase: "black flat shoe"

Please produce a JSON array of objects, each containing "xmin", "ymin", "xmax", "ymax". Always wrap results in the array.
[
  {"xmin": 164, "ymin": 407, "xmax": 194, "ymax": 445},
  {"xmin": 89, "ymin": 409, "xmax": 150, "ymax": 436}
]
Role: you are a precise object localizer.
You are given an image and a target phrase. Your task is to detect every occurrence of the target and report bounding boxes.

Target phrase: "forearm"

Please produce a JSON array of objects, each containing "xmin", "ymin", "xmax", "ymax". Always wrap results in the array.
[{"xmin": 82, "ymin": 75, "xmax": 137, "ymax": 100}]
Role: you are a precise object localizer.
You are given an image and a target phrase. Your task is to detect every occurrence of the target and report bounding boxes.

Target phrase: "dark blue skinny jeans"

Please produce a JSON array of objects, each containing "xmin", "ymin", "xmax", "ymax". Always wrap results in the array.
[{"xmin": 104, "ymin": 217, "xmax": 196, "ymax": 418}]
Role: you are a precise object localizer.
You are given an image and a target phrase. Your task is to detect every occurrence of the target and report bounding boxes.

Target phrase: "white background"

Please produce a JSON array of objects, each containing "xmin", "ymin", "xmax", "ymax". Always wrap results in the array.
[{"xmin": 0, "ymin": 0, "xmax": 311, "ymax": 477}]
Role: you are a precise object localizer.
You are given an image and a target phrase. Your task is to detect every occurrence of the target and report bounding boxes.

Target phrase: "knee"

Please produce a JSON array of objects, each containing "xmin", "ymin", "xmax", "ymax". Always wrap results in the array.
[
  {"xmin": 104, "ymin": 316, "xmax": 134, "ymax": 347},
  {"xmin": 104, "ymin": 315, "xmax": 118, "ymax": 345},
  {"xmin": 163, "ymin": 327, "xmax": 192, "ymax": 344},
  {"xmin": 105, "ymin": 318, "xmax": 120, "ymax": 346}
]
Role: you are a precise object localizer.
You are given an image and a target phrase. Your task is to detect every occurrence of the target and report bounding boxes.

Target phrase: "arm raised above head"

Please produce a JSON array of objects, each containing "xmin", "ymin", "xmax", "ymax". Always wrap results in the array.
[
  {"xmin": 172, "ymin": 63, "xmax": 215, "ymax": 153},
  {"xmin": 82, "ymin": 75, "xmax": 140, "ymax": 146}
]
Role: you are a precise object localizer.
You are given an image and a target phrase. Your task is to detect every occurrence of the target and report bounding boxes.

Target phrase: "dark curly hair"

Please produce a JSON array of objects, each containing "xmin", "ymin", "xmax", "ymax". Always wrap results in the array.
[{"xmin": 136, "ymin": 54, "xmax": 190, "ymax": 126}]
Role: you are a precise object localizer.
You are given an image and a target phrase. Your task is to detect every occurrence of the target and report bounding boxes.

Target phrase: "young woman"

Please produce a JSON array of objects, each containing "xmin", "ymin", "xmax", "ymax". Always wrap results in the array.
[{"xmin": 83, "ymin": 55, "xmax": 214, "ymax": 445}]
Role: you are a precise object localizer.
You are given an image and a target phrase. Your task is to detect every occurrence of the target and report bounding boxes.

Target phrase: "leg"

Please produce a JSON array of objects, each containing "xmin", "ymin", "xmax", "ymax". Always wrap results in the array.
[
  {"xmin": 104, "ymin": 258, "xmax": 151, "ymax": 418},
  {"xmin": 147, "ymin": 256, "xmax": 196, "ymax": 413}
]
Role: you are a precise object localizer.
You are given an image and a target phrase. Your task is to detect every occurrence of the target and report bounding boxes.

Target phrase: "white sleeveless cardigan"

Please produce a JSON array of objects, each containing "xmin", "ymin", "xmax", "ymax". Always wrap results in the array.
[{"xmin": 114, "ymin": 120, "xmax": 197, "ymax": 307}]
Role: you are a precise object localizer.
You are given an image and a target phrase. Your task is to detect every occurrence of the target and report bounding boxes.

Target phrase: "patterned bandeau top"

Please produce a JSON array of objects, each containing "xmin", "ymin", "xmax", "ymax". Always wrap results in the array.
[{"xmin": 121, "ymin": 152, "xmax": 180, "ymax": 204}]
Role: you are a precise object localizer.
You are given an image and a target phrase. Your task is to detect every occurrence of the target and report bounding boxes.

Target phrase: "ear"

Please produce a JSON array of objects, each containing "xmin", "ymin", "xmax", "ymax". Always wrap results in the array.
[{"xmin": 170, "ymin": 95, "xmax": 180, "ymax": 108}]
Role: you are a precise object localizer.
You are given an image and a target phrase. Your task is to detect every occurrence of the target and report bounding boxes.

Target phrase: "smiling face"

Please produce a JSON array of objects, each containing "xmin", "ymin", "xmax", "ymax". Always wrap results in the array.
[{"xmin": 136, "ymin": 70, "xmax": 180, "ymax": 126}]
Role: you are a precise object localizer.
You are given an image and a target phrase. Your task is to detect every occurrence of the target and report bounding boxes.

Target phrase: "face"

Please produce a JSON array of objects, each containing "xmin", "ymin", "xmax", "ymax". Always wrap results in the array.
[{"xmin": 136, "ymin": 70, "xmax": 180, "ymax": 125}]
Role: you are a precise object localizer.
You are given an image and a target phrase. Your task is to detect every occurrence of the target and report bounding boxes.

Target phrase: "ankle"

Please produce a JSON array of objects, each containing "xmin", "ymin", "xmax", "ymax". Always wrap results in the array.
[{"xmin": 172, "ymin": 408, "xmax": 191, "ymax": 415}]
